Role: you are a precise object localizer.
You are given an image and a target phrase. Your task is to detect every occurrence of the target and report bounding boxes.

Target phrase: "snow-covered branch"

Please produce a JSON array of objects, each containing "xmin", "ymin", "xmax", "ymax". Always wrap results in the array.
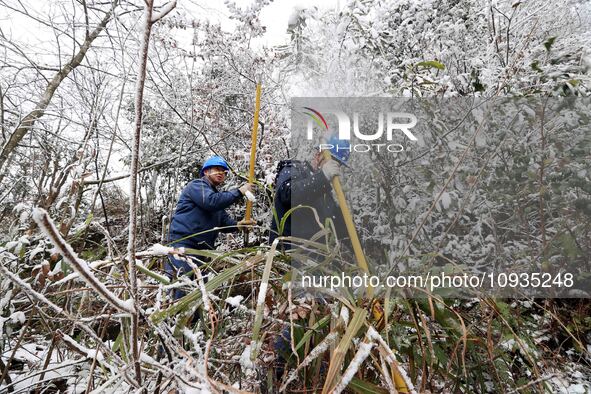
[
  {"xmin": 58, "ymin": 330, "xmax": 116, "ymax": 373},
  {"xmin": 151, "ymin": 0, "xmax": 177, "ymax": 23},
  {"xmin": 367, "ymin": 326, "xmax": 416, "ymax": 393},
  {"xmin": 331, "ymin": 341, "xmax": 374, "ymax": 394},
  {"xmin": 32, "ymin": 208, "xmax": 134, "ymax": 314},
  {"xmin": 0, "ymin": 255, "xmax": 134, "ymax": 384}
]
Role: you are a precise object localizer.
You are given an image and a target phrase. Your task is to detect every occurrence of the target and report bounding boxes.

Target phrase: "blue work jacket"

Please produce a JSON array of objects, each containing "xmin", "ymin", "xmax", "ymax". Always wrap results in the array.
[{"xmin": 169, "ymin": 177, "xmax": 243, "ymax": 249}]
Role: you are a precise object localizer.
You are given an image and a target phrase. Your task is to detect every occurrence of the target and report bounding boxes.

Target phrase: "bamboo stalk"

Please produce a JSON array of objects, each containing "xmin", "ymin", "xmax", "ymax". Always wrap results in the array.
[
  {"xmin": 321, "ymin": 150, "xmax": 373, "ymax": 298},
  {"xmin": 250, "ymin": 239, "xmax": 279, "ymax": 361},
  {"xmin": 244, "ymin": 83, "xmax": 262, "ymax": 223}
]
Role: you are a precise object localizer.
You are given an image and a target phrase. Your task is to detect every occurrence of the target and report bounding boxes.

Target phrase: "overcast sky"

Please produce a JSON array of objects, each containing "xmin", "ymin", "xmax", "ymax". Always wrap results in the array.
[
  {"xmin": 181, "ymin": 0, "xmax": 340, "ymax": 46},
  {"xmin": 1, "ymin": 0, "xmax": 339, "ymax": 49}
]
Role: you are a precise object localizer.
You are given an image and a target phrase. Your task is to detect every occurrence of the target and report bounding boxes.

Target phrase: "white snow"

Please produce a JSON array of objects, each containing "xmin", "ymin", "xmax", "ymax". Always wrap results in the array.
[
  {"xmin": 139, "ymin": 352, "xmax": 159, "ymax": 366},
  {"xmin": 239, "ymin": 344, "xmax": 255, "ymax": 371},
  {"xmin": 500, "ymin": 338, "xmax": 516, "ymax": 351},
  {"xmin": 28, "ymin": 242, "xmax": 46, "ymax": 261},
  {"xmin": 5, "ymin": 237, "xmax": 29, "ymax": 255},
  {"xmin": 564, "ymin": 384, "xmax": 587, "ymax": 394},
  {"xmin": 32, "ymin": 208, "xmax": 134, "ymax": 314},
  {"xmin": 0, "ymin": 261, "xmax": 64, "ymax": 316},
  {"xmin": 183, "ymin": 327, "xmax": 204, "ymax": 358},
  {"xmin": 19, "ymin": 209, "xmax": 30, "ymax": 224},
  {"xmin": 12, "ymin": 203, "xmax": 29, "ymax": 213},
  {"xmin": 197, "ymin": 270, "xmax": 210, "ymax": 312},
  {"xmin": 280, "ymin": 332, "xmax": 338, "ymax": 391},
  {"xmin": 332, "ymin": 342, "xmax": 374, "ymax": 394},
  {"xmin": 256, "ymin": 282, "xmax": 268, "ymax": 307},
  {"xmin": 367, "ymin": 326, "xmax": 416, "ymax": 393},
  {"xmin": 0, "ymin": 317, "xmax": 7, "ymax": 338},
  {"xmin": 7, "ymin": 359, "xmax": 79, "ymax": 393},
  {"xmin": 0, "ymin": 288, "xmax": 12, "ymax": 311},
  {"xmin": 264, "ymin": 171, "xmax": 276, "ymax": 187},
  {"xmin": 61, "ymin": 332, "xmax": 105, "ymax": 363},
  {"xmin": 50, "ymin": 260, "xmax": 63, "ymax": 276},
  {"xmin": 120, "ymin": 299, "xmax": 135, "ymax": 312},
  {"xmin": 440, "ymin": 191, "xmax": 451, "ymax": 209},
  {"xmin": 52, "ymin": 259, "xmax": 110, "ymax": 286},
  {"xmin": 225, "ymin": 295, "xmax": 244, "ymax": 307},
  {"xmin": 10, "ymin": 311, "xmax": 26, "ymax": 324},
  {"xmin": 339, "ymin": 306, "xmax": 350, "ymax": 325}
]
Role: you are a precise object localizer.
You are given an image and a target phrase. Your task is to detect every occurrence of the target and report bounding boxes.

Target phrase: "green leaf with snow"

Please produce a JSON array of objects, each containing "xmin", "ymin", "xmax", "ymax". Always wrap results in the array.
[
  {"xmin": 544, "ymin": 36, "xmax": 556, "ymax": 52},
  {"xmin": 416, "ymin": 60, "xmax": 445, "ymax": 70}
]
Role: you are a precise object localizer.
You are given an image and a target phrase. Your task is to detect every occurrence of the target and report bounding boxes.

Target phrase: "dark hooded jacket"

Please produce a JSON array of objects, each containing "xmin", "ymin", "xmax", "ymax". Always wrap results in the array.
[
  {"xmin": 169, "ymin": 177, "xmax": 243, "ymax": 249},
  {"xmin": 269, "ymin": 160, "xmax": 347, "ymax": 247}
]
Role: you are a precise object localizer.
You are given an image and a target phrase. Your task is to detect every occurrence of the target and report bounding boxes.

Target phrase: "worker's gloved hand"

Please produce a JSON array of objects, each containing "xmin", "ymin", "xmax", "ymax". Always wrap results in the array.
[
  {"xmin": 237, "ymin": 219, "xmax": 256, "ymax": 232},
  {"xmin": 321, "ymin": 160, "xmax": 341, "ymax": 180},
  {"xmin": 238, "ymin": 183, "xmax": 254, "ymax": 196}
]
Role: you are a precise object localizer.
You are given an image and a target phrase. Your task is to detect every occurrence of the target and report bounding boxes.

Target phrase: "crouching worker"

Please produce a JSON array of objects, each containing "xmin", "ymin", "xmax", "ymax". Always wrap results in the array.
[
  {"xmin": 270, "ymin": 141, "xmax": 351, "ymax": 380},
  {"xmin": 270, "ymin": 142, "xmax": 349, "ymax": 249},
  {"xmin": 166, "ymin": 155, "xmax": 254, "ymax": 299}
]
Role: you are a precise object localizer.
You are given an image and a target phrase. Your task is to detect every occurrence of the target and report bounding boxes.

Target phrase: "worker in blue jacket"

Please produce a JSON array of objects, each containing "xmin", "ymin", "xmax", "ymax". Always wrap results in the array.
[{"xmin": 166, "ymin": 155, "xmax": 253, "ymax": 298}]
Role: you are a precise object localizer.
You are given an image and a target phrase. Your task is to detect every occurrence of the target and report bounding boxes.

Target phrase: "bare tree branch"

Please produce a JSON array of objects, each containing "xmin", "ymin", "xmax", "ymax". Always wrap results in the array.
[
  {"xmin": 151, "ymin": 0, "xmax": 177, "ymax": 23},
  {"xmin": 0, "ymin": 1, "xmax": 118, "ymax": 181}
]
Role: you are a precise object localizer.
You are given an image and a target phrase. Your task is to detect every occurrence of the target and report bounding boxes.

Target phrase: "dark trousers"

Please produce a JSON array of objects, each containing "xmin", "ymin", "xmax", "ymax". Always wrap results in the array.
[{"xmin": 164, "ymin": 243, "xmax": 211, "ymax": 300}]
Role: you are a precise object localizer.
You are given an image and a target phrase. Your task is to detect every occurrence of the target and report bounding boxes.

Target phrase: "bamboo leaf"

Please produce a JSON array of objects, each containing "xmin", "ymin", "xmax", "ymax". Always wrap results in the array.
[
  {"xmin": 251, "ymin": 239, "xmax": 279, "ymax": 361},
  {"xmin": 150, "ymin": 252, "xmax": 266, "ymax": 323},
  {"xmin": 416, "ymin": 60, "xmax": 445, "ymax": 70},
  {"xmin": 349, "ymin": 377, "xmax": 389, "ymax": 394},
  {"xmin": 544, "ymin": 36, "xmax": 556, "ymax": 51},
  {"xmin": 294, "ymin": 314, "xmax": 331, "ymax": 352},
  {"xmin": 321, "ymin": 307, "xmax": 367, "ymax": 394}
]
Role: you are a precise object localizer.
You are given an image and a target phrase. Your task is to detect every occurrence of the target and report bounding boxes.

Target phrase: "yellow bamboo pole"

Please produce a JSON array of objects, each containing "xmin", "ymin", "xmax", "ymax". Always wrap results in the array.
[
  {"xmin": 321, "ymin": 150, "xmax": 372, "ymax": 296},
  {"xmin": 244, "ymin": 83, "xmax": 261, "ymax": 223},
  {"xmin": 322, "ymin": 150, "xmax": 409, "ymax": 393}
]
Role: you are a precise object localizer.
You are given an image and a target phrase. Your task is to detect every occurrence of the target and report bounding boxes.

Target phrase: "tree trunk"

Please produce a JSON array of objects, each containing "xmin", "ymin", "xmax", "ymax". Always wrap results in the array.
[
  {"xmin": 127, "ymin": 0, "xmax": 177, "ymax": 385},
  {"xmin": 127, "ymin": 1, "xmax": 154, "ymax": 385},
  {"xmin": 0, "ymin": 5, "xmax": 116, "ymax": 183}
]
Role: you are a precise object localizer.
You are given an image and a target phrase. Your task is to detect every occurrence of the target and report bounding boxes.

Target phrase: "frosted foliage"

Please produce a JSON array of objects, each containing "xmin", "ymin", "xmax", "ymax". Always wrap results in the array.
[
  {"xmin": 0, "ymin": 0, "xmax": 589, "ymax": 392},
  {"xmin": 281, "ymin": 0, "xmax": 590, "ymax": 97}
]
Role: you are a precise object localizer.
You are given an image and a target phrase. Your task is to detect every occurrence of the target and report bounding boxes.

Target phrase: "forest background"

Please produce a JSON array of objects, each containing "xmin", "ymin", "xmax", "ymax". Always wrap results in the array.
[{"xmin": 1, "ymin": 0, "xmax": 590, "ymax": 392}]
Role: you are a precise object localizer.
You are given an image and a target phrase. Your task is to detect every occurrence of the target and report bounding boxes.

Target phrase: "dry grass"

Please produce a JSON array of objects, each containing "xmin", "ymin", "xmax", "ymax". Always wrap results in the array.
[{"xmin": 1, "ymin": 231, "xmax": 590, "ymax": 393}]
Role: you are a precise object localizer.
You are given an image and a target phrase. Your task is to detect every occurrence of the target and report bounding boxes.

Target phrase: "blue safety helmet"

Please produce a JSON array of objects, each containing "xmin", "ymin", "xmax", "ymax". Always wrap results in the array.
[
  {"xmin": 325, "ymin": 135, "xmax": 350, "ymax": 165},
  {"xmin": 200, "ymin": 155, "xmax": 230, "ymax": 176}
]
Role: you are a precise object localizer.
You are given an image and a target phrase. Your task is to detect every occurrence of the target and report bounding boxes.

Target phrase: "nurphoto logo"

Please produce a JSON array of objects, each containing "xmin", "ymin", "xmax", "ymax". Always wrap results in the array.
[{"xmin": 303, "ymin": 106, "xmax": 418, "ymax": 153}]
